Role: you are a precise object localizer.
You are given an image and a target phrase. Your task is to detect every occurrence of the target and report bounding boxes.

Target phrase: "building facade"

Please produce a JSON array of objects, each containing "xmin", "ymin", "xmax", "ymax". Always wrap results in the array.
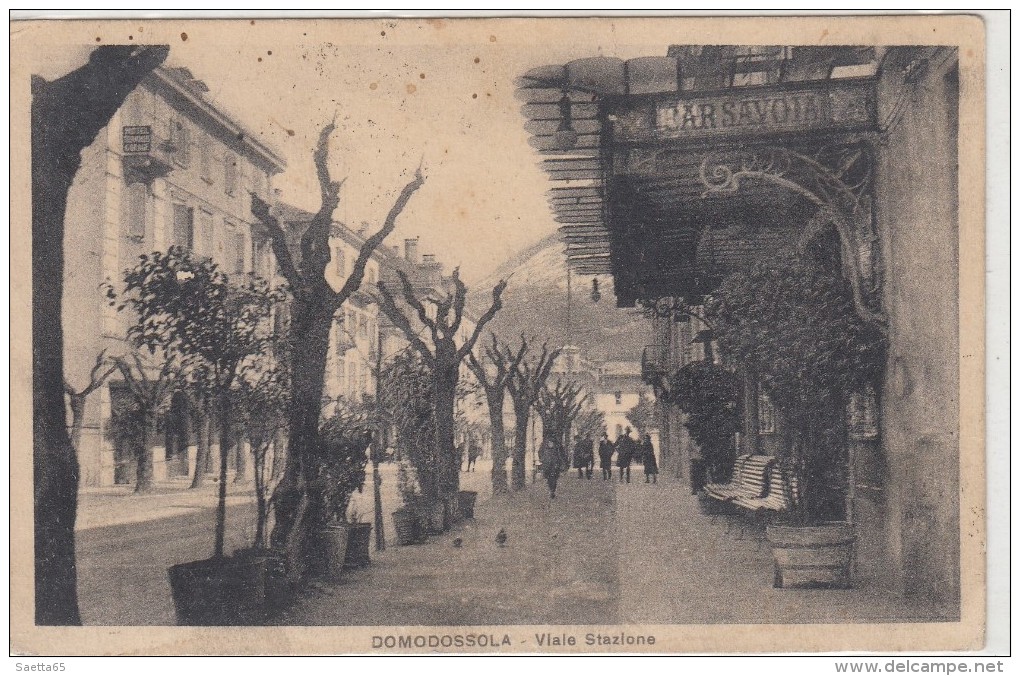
[
  {"xmin": 64, "ymin": 65, "xmax": 286, "ymax": 487},
  {"xmin": 518, "ymin": 46, "xmax": 961, "ymax": 612}
]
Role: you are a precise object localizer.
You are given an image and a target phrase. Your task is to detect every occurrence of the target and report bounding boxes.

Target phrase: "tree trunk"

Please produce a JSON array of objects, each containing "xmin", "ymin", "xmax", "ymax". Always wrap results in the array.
[
  {"xmin": 214, "ymin": 391, "xmax": 232, "ymax": 559},
  {"xmin": 68, "ymin": 394, "xmax": 86, "ymax": 452},
  {"xmin": 233, "ymin": 432, "xmax": 247, "ymax": 484},
  {"xmin": 487, "ymin": 395, "xmax": 509, "ymax": 494},
  {"xmin": 434, "ymin": 370, "xmax": 459, "ymax": 497},
  {"xmin": 510, "ymin": 404, "xmax": 530, "ymax": 491},
  {"xmin": 31, "ymin": 46, "xmax": 167, "ymax": 625},
  {"xmin": 269, "ymin": 305, "xmax": 331, "ymax": 566},
  {"xmin": 135, "ymin": 411, "xmax": 156, "ymax": 493},
  {"xmin": 190, "ymin": 407, "xmax": 210, "ymax": 488}
]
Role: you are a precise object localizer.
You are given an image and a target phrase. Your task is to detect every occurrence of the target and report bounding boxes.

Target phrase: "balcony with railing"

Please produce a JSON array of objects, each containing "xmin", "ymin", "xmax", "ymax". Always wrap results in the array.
[
  {"xmin": 121, "ymin": 125, "xmax": 177, "ymax": 185},
  {"xmin": 641, "ymin": 344, "xmax": 668, "ymax": 384}
]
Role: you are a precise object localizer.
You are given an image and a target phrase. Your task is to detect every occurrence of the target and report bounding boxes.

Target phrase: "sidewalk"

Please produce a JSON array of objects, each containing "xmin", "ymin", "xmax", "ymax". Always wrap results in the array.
[
  {"xmin": 615, "ymin": 471, "xmax": 949, "ymax": 624},
  {"xmin": 275, "ymin": 473, "xmax": 620, "ymax": 626}
]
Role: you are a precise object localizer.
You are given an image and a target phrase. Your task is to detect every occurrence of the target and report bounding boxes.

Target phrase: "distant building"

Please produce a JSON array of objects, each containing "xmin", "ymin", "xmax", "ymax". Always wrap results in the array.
[
  {"xmin": 64, "ymin": 65, "xmax": 286, "ymax": 487},
  {"xmin": 593, "ymin": 361, "xmax": 655, "ymax": 444}
]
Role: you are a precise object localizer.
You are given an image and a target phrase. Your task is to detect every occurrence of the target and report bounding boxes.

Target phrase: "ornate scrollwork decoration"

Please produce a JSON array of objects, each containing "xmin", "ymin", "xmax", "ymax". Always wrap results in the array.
[{"xmin": 698, "ymin": 142, "xmax": 886, "ymax": 333}]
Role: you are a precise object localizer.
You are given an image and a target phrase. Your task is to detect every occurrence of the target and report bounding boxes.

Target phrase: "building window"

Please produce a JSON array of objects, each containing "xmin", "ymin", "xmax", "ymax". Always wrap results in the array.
[
  {"xmin": 196, "ymin": 208, "xmax": 213, "ymax": 258},
  {"xmin": 169, "ymin": 119, "xmax": 190, "ymax": 167},
  {"xmin": 615, "ymin": 424, "xmax": 623, "ymax": 438},
  {"xmin": 758, "ymin": 393, "xmax": 776, "ymax": 435},
  {"xmin": 199, "ymin": 143, "xmax": 213, "ymax": 183},
  {"xmin": 366, "ymin": 266, "xmax": 376, "ymax": 285},
  {"xmin": 848, "ymin": 387, "xmax": 879, "ymax": 440},
  {"xmin": 348, "ymin": 363, "xmax": 358, "ymax": 396},
  {"xmin": 172, "ymin": 203, "xmax": 194, "ymax": 250},
  {"xmin": 224, "ymin": 154, "xmax": 238, "ymax": 196},
  {"xmin": 614, "ymin": 391, "xmax": 622, "ymax": 405},
  {"xmin": 252, "ymin": 234, "xmax": 270, "ymax": 279},
  {"xmin": 358, "ymin": 315, "xmax": 369, "ymax": 340},
  {"xmin": 230, "ymin": 229, "xmax": 246, "ymax": 274},
  {"xmin": 125, "ymin": 183, "xmax": 147, "ymax": 240},
  {"xmin": 336, "ymin": 355, "xmax": 346, "ymax": 384},
  {"xmin": 334, "ymin": 247, "xmax": 346, "ymax": 278}
]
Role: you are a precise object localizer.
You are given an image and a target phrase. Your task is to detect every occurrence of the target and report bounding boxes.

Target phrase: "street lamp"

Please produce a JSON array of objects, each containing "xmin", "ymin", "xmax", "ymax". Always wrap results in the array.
[{"xmin": 554, "ymin": 92, "xmax": 578, "ymax": 150}]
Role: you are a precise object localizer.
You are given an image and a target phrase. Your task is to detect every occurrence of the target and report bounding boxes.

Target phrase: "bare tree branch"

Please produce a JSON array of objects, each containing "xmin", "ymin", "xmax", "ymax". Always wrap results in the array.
[
  {"xmin": 251, "ymin": 194, "xmax": 303, "ymax": 291},
  {"xmin": 64, "ymin": 349, "xmax": 116, "ymax": 399},
  {"xmin": 456, "ymin": 278, "xmax": 508, "ymax": 362},
  {"xmin": 375, "ymin": 281, "xmax": 436, "ymax": 366},
  {"xmin": 335, "ymin": 167, "xmax": 425, "ymax": 308}
]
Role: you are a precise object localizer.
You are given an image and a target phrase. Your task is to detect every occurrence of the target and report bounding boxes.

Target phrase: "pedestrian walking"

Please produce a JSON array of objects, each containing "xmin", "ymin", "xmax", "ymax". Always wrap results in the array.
[
  {"xmin": 466, "ymin": 435, "xmax": 480, "ymax": 472},
  {"xmin": 616, "ymin": 427, "xmax": 635, "ymax": 483},
  {"xmin": 641, "ymin": 434, "xmax": 658, "ymax": 484},
  {"xmin": 539, "ymin": 438, "xmax": 563, "ymax": 499},
  {"xmin": 584, "ymin": 434, "xmax": 595, "ymax": 479},
  {"xmin": 572, "ymin": 434, "xmax": 594, "ymax": 480},
  {"xmin": 598, "ymin": 432, "xmax": 614, "ymax": 480}
]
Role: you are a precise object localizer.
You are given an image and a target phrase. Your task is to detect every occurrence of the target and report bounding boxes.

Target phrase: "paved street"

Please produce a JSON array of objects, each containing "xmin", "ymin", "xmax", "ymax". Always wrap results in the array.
[{"xmin": 76, "ymin": 465, "xmax": 943, "ymax": 626}]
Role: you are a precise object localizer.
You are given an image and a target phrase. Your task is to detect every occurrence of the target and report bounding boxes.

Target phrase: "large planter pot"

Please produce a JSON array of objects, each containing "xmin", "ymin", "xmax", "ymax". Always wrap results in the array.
[
  {"xmin": 314, "ymin": 524, "xmax": 350, "ymax": 582},
  {"xmin": 424, "ymin": 501, "xmax": 446, "ymax": 535},
  {"xmin": 392, "ymin": 508, "xmax": 422, "ymax": 546},
  {"xmin": 344, "ymin": 522, "xmax": 373, "ymax": 569},
  {"xmin": 444, "ymin": 495, "xmax": 462, "ymax": 526},
  {"xmin": 458, "ymin": 490, "xmax": 478, "ymax": 519},
  {"xmin": 767, "ymin": 522, "xmax": 856, "ymax": 589},
  {"xmin": 233, "ymin": 548, "xmax": 289, "ymax": 618},
  {"xmin": 168, "ymin": 555, "xmax": 267, "ymax": 626}
]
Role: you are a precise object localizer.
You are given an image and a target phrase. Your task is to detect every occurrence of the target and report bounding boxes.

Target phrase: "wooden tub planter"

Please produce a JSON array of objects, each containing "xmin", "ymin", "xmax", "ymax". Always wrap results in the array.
[
  {"xmin": 314, "ymin": 523, "xmax": 351, "ymax": 582},
  {"xmin": 392, "ymin": 508, "xmax": 424, "ymax": 545},
  {"xmin": 766, "ymin": 522, "xmax": 856, "ymax": 589},
  {"xmin": 168, "ymin": 554, "xmax": 269, "ymax": 626},
  {"xmin": 457, "ymin": 490, "xmax": 478, "ymax": 519},
  {"xmin": 423, "ymin": 500, "xmax": 446, "ymax": 535}
]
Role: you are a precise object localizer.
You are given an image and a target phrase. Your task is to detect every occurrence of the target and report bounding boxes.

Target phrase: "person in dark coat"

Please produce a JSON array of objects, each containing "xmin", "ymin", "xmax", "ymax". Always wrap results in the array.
[
  {"xmin": 572, "ymin": 434, "xmax": 594, "ymax": 480},
  {"xmin": 598, "ymin": 432, "xmax": 614, "ymax": 480},
  {"xmin": 539, "ymin": 438, "xmax": 563, "ymax": 499},
  {"xmin": 616, "ymin": 427, "xmax": 635, "ymax": 483},
  {"xmin": 641, "ymin": 434, "xmax": 658, "ymax": 484},
  {"xmin": 583, "ymin": 434, "xmax": 595, "ymax": 479},
  {"xmin": 466, "ymin": 435, "xmax": 480, "ymax": 472}
]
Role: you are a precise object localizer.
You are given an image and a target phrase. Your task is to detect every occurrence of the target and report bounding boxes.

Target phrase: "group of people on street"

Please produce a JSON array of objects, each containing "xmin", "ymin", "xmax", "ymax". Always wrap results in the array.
[{"xmin": 538, "ymin": 426, "xmax": 658, "ymax": 499}]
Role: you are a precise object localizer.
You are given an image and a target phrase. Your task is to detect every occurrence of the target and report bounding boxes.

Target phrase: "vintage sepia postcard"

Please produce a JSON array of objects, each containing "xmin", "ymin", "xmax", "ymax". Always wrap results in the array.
[{"xmin": 11, "ymin": 14, "xmax": 988, "ymax": 655}]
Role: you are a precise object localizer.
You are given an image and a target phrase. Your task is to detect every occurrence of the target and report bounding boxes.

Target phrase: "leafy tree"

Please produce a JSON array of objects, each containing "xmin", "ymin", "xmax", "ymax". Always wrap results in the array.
[
  {"xmin": 466, "ymin": 334, "xmax": 526, "ymax": 494},
  {"xmin": 504, "ymin": 337, "xmax": 561, "ymax": 490},
  {"xmin": 32, "ymin": 44, "xmax": 168, "ymax": 625},
  {"xmin": 706, "ymin": 259, "xmax": 885, "ymax": 523},
  {"xmin": 314, "ymin": 403, "xmax": 372, "ymax": 528},
  {"xmin": 376, "ymin": 268, "xmax": 506, "ymax": 499},
  {"xmin": 378, "ymin": 352, "xmax": 440, "ymax": 503},
  {"xmin": 109, "ymin": 247, "xmax": 282, "ymax": 557},
  {"xmin": 250, "ymin": 122, "xmax": 424, "ymax": 569},
  {"xmin": 671, "ymin": 361, "xmax": 742, "ymax": 483}
]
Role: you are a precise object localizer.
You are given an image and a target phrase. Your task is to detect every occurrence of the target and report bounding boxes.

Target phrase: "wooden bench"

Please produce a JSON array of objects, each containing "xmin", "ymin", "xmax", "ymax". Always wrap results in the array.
[
  {"xmin": 703, "ymin": 455, "xmax": 774, "ymax": 504},
  {"xmin": 731, "ymin": 465, "xmax": 798, "ymax": 514}
]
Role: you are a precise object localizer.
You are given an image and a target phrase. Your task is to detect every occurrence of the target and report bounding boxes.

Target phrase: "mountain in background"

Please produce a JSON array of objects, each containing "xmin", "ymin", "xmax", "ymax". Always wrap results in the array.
[{"xmin": 469, "ymin": 232, "xmax": 650, "ymax": 364}]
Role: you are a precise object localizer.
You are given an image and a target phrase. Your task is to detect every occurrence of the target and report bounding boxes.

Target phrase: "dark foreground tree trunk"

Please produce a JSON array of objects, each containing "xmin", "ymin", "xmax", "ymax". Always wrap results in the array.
[
  {"xmin": 214, "ymin": 392, "xmax": 233, "ymax": 559},
  {"xmin": 511, "ymin": 408, "xmax": 530, "ymax": 491},
  {"xmin": 434, "ymin": 373, "xmax": 459, "ymax": 497},
  {"xmin": 32, "ymin": 45, "xmax": 167, "ymax": 625},
  {"xmin": 67, "ymin": 394, "xmax": 86, "ymax": 453},
  {"xmin": 488, "ymin": 398, "xmax": 509, "ymax": 494},
  {"xmin": 270, "ymin": 307, "xmax": 331, "ymax": 581},
  {"xmin": 190, "ymin": 408, "xmax": 211, "ymax": 488}
]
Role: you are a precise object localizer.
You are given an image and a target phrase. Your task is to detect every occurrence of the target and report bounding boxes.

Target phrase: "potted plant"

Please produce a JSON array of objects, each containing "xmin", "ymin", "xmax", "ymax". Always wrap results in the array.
[
  {"xmin": 393, "ymin": 460, "xmax": 425, "ymax": 545},
  {"xmin": 309, "ymin": 408, "xmax": 371, "ymax": 581},
  {"xmin": 343, "ymin": 506, "xmax": 373, "ymax": 569},
  {"xmin": 671, "ymin": 359, "xmax": 743, "ymax": 493},
  {"xmin": 707, "ymin": 258, "xmax": 885, "ymax": 589},
  {"xmin": 457, "ymin": 489, "xmax": 478, "ymax": 520},
  {"xmin": 109, "ymin": 248, "xmax": 283, "ymax": 624}
]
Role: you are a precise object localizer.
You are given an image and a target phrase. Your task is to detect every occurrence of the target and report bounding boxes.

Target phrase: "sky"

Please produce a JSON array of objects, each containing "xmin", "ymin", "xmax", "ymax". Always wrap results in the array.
[{"xmin": 21, "ymin": 18, "xmax": 669, "ymax": 284}]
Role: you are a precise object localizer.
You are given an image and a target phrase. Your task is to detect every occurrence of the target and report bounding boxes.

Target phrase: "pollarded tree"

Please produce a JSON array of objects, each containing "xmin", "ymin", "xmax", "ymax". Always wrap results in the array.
[
  {"xmin": 250, "ymin": 122, "xmax": 424, "ymax": 564},
  {"xmin": 536, "ymin": 378, "xmax": 586, "ymax": 466},
  {"xmin": 376, "ymin": 268, "xmax": 507, "ymax": 498},
  {"xmin": 63, "ymin": 349, "xmax": 116, "ymax": 453},
  {"xmin": 504, "ymin": 336, "xmax": 561, "ymax": 490},
  {"xmin": 32, "ymin": 44, "xmax": 168, "ymax": 625},
  {"xmin": 465, "ymin": 333, "xmax": 526, "ymax": 494}
]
